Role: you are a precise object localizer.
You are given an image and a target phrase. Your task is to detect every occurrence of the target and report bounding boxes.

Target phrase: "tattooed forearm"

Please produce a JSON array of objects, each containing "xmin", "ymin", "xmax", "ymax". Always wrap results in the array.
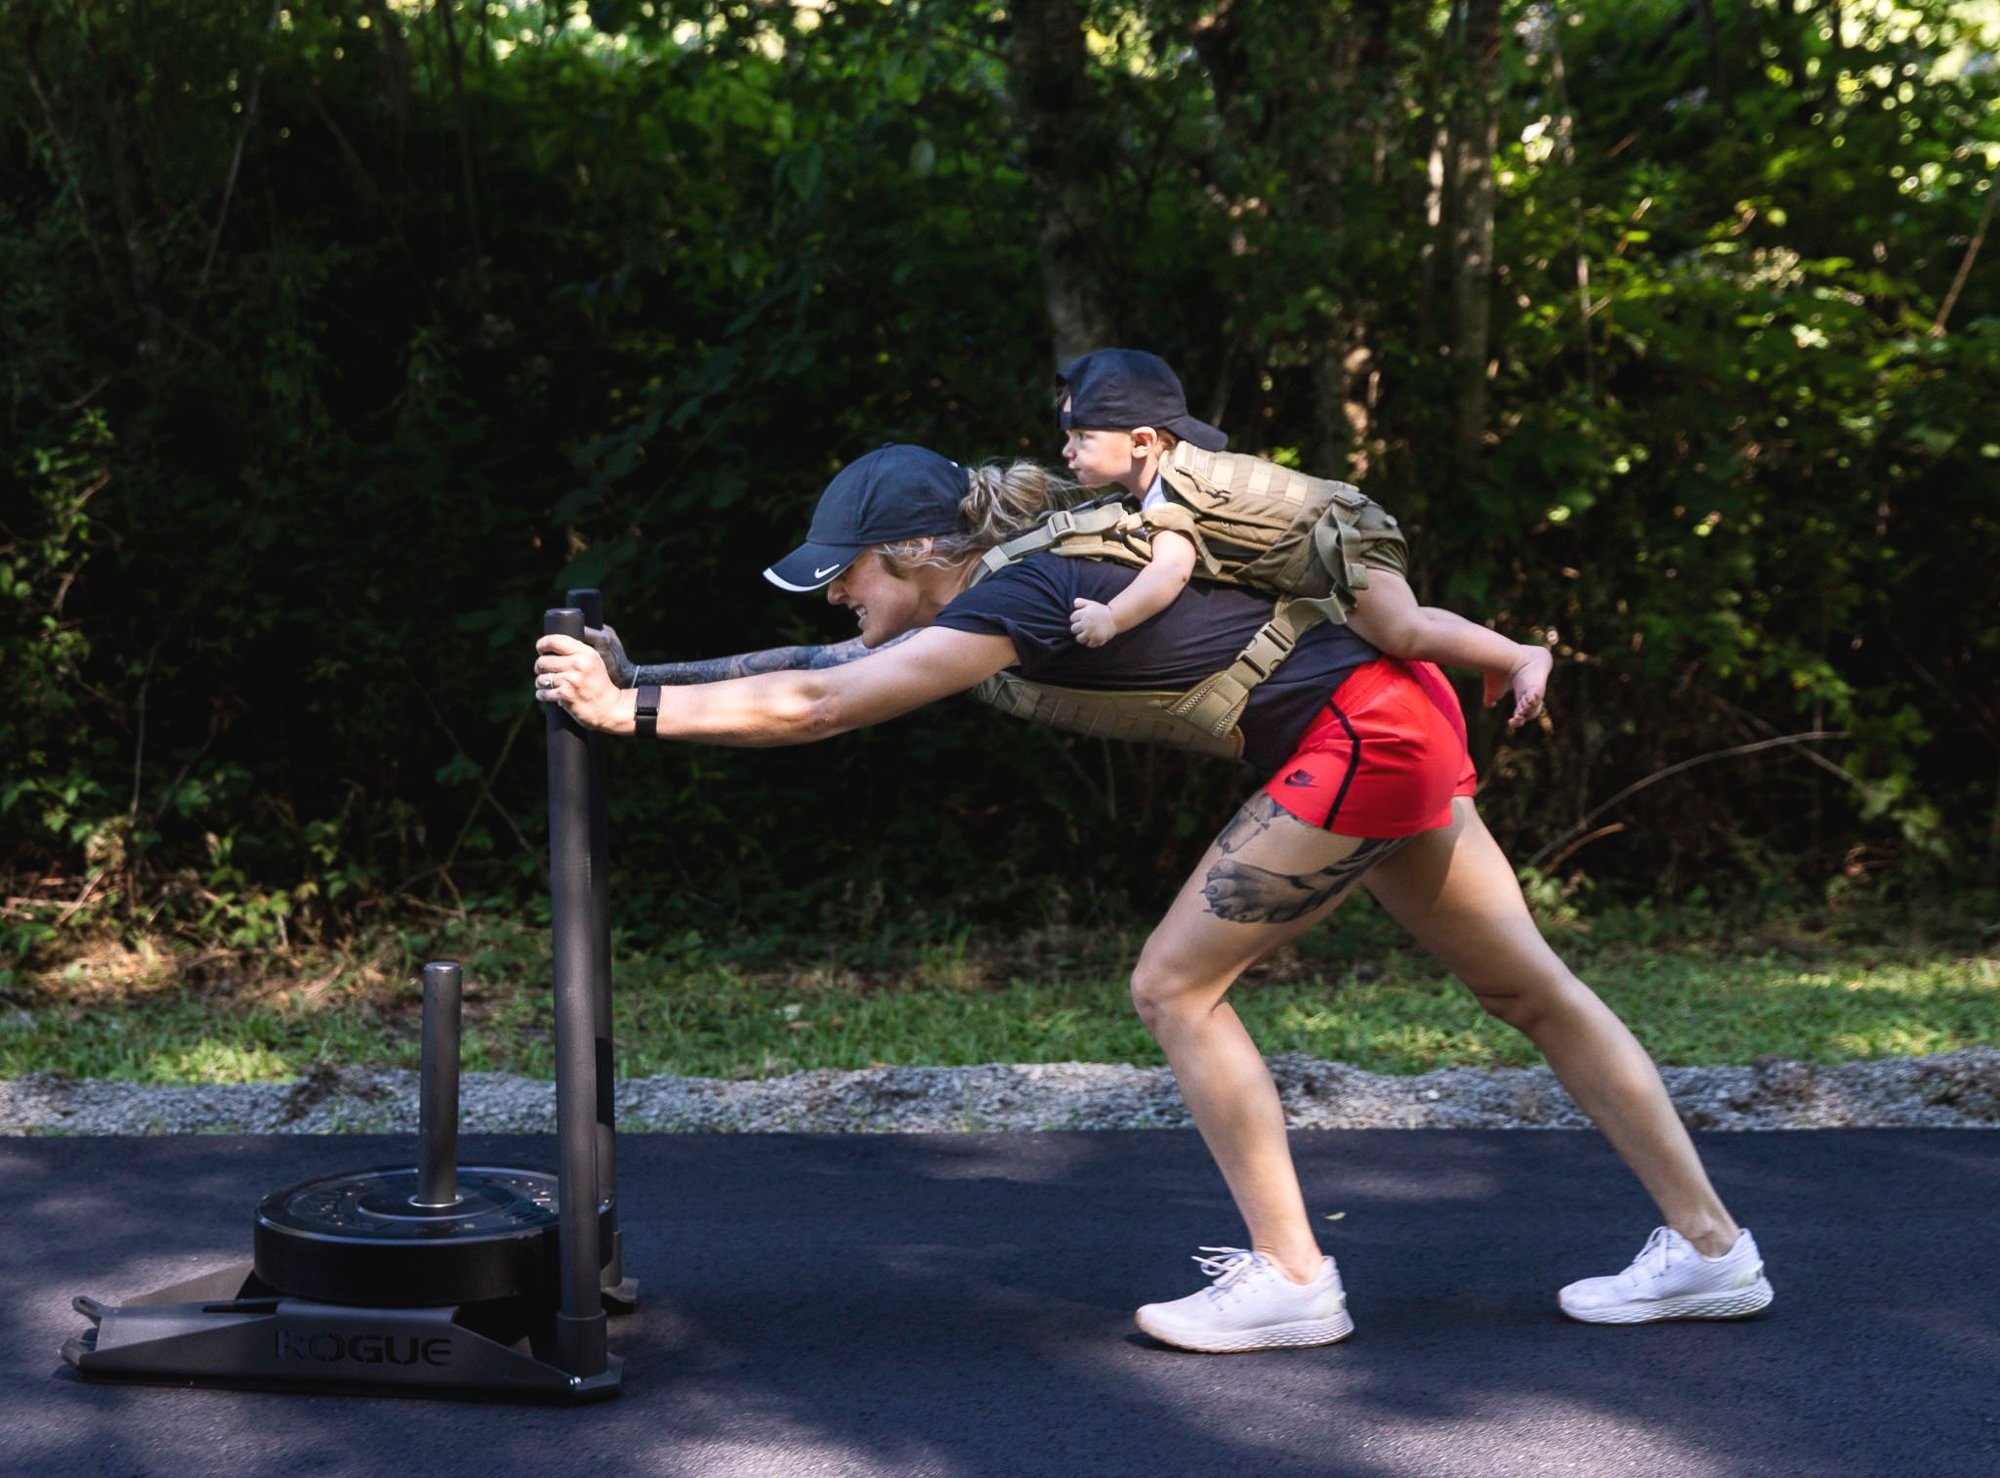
[
  {"xmin": 1201, "ymin": 835, "xmax": 1409, "ymax": 925},
  {"xmin": 631, "ymin": 647, "xmax": 834, "ymax": 686},
  {"xmin": 632, "ymin": 632, "xmax": 912, "ymax": 687}
]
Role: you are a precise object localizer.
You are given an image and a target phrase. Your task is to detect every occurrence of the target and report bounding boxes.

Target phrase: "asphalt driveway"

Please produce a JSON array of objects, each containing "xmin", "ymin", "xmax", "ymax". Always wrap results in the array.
[{"xmin": 5, "ymin": 1129, "xmax": 1996, "ymax": 1477}]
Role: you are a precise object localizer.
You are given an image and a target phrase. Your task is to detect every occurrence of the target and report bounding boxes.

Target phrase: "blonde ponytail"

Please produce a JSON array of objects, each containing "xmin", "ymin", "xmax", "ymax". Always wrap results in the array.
[{"xmin": 878, "ymin": 460, "xmax": 1080, "ymax": 577}]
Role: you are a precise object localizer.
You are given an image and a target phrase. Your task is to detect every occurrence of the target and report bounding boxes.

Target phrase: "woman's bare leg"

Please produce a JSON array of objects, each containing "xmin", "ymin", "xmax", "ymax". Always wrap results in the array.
[
  {"xmin": 1132, "ymin": 793, "xmax": 1404, "ymax": 1283},
  {"xmin": 1364, "ymin": 798, "xmax": 1740, "ymax": 1253}
]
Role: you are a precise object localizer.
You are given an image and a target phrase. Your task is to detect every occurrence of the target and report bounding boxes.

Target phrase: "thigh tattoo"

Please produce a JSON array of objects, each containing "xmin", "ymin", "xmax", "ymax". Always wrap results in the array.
[
  {"xmin": 1202, "ymin": 801, "xmax": 1411, "ymax": 925},
  {"xmin": 1212, "ymin": 792, "xmax": 1288, "ymax": 857}
]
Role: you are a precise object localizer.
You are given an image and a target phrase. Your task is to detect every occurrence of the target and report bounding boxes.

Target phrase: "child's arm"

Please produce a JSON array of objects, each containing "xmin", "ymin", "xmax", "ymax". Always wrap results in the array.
[
  {"xmin": 1070, "ymin": 529, "xmax": 1199, "ymax": 647},
  {"xmin": 1346, "ymin": 569, "xmax": 1551, "ymax": 729}
]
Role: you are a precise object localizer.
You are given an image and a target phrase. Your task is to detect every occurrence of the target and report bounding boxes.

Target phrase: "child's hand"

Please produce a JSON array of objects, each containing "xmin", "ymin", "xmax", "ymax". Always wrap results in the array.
[
  {"xmin": 1070, "ymin": 598, "xmax": 1118, "ymax": 647},
  {"xmin": 1483, "ymin": 644, "xmax": 1552, "ymax": 730}
]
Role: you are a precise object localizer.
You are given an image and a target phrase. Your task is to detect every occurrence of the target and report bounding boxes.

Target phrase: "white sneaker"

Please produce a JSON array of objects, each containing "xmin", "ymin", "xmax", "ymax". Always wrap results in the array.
[
  {"xmin": 1559, "ymin": 1226, "xmax": 1775, "ymax": 1324},
  {"xmin": 1135, "ymin": 1247, "xmax": 1354, "ymax": 1353}
]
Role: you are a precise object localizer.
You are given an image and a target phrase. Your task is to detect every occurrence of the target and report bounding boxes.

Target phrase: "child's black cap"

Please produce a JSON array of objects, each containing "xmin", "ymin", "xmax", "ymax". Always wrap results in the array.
[{"xmin": 1057, "ymin": 349, "xmax": 1228, "ymax": 451}]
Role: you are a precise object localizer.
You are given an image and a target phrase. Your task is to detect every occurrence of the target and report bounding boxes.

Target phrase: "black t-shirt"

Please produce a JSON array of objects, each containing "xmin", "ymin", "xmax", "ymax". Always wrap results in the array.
[{"xmin": 931, "ymin": 553, "xmax": 1378, "ymax": 772}]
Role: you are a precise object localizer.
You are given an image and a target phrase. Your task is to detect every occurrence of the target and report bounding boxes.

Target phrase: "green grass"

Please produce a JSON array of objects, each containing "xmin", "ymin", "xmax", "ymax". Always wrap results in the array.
[{"xmin": 3, "ymin": 904, "xmax": 1994, "ymax": 1084}]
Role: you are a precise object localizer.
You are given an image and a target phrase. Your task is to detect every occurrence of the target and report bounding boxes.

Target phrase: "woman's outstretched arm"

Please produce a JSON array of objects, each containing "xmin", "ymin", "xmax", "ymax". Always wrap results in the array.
[{"xmin": 536, "ymin": 627, "xmax": 1015, "ymax": 747}]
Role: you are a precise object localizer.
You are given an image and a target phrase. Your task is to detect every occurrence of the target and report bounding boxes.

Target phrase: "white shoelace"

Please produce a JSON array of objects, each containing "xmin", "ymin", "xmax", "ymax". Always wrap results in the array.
[
  {"xmin": 1620, "ymin": 1226, "xmax": 1686, "ymax": 1286},
  {"xmin": 1191, "ymin": 1246, "xmax": 1266, "ymax": 1296}
]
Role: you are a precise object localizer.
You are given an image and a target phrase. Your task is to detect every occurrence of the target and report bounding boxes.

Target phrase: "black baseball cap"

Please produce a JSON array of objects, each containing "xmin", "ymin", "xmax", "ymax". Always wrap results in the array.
[
  {"xmin": 1057, "ymin": 349, "xmax": 1228, "ymax": 452},
  {"xmin": 763, "ymin": 444, "xmax": 970, "ymax": 592}
]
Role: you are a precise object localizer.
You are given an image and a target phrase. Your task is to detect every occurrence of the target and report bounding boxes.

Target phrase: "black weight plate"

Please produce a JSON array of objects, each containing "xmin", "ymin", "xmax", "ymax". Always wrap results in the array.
[{"xmin": 254, "ymin": 1165, "xmax": 562, "ymax": 1308}]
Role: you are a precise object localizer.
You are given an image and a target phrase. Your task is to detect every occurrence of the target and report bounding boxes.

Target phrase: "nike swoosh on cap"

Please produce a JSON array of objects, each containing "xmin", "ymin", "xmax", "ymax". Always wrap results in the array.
[{"xmin": 814, "ymin": 564, "xmax": 843, "ymax": 579}]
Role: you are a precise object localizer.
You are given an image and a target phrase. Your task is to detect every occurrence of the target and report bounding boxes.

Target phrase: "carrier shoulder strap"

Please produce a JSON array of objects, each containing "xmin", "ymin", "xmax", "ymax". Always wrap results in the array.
[
  {"xmin": 1134, "ymin": 502, "xmax": 1225, "ymax": 576},
  {"xmin": 973, "ymin": 499, "xmax": 1134, "ymax": 584},
  {"xmin": 972, "ymin": 497, "xmax": 1226, "ymax": 583}
]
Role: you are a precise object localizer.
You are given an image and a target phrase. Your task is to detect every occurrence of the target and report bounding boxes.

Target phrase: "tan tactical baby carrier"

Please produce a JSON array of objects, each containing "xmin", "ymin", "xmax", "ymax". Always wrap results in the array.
[{"xmin": 966, "ymin": 443, "xmax": 1408, "ymax": 759}]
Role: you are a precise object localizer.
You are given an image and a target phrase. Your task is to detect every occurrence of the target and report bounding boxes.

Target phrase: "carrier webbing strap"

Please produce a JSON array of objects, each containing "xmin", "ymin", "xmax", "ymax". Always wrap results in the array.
[
  {"xmin": 973, "ymin": 498, "xmax": 1227, "ymax": 584},
  {"xmin": 975, "ymin": 501, "xmax": 1133, "ymax": 583},
  {"xmin": 1136, "ymin": 504, "xmax": 1225, "ymax": 577},
  {"xmin": 1167, "ymin": 598, "xmax": 1321, "ymax": 738}
]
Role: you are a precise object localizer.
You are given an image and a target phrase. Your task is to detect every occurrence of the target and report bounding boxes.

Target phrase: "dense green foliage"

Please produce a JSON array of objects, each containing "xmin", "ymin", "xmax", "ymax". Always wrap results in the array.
[{"xmin": 3, "ymin": 1, "xmax": 1997, "ymax": 983}]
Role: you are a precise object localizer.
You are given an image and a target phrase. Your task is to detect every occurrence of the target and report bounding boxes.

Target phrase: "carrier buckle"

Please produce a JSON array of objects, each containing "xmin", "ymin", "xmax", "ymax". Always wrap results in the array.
[{"xmin": 1238, "ymin": 623, "xmax": 1296, "ymax": 681}]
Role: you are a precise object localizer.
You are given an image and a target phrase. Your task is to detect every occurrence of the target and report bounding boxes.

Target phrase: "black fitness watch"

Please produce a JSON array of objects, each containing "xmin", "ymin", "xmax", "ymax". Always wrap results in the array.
[{"xmin": 634, "ymin": 685, "xmax": 661, "ymax": 739}]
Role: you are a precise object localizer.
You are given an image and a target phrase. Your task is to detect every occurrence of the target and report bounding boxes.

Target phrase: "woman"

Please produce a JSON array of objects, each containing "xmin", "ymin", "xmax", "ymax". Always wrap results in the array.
[{"xmin": 534, "ymin": 443, "xmax": 1773, "ymax": 1353}]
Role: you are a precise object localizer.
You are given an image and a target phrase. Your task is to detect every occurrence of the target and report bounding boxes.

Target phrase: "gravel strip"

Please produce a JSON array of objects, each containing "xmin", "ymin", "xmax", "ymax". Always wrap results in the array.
[{"xmin": 5, "ymin": 1048, "xmax": 1998, "ymax": 1135}]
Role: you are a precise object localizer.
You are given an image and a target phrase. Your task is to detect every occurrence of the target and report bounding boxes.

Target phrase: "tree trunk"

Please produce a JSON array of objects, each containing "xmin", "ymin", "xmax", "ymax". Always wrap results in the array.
[
  {"xmin": 1693, "ymin": 0, "xmax": 1730, "ymax": 115},
  {"xmin": 1306, "ymin": 0, "xmax": 1394, "ymax": 479},
  {"xmin": 432, "ymin": 0, "xmax": 483, "ymax": 259},
  {"xmin": 1416, "ymin": 117, "xmax": 1449, "ymax": 363},
  {"xmin": 1009, "ymin": 0, "xmax": 1116, "ymax": 365},
  {"xmin": 1448, "ymin": 0, "xmax": 1502, "ymax": 471},
  {"xmin": 1544, "ymin": 15, "xmax": 1595, "ymax": 399}
]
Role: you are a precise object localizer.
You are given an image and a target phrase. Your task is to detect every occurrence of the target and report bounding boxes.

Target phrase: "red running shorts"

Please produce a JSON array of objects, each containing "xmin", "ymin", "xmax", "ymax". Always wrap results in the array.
[{"xmin": 1261, "ymin": 658, "xmax": 1478, "ymax": 838}]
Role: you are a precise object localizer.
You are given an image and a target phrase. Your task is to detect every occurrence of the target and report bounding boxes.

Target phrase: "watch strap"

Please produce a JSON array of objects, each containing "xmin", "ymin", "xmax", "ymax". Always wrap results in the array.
[{"xmin": 634, "ymin": 684, "xmax": 661, "ymax": 738}]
